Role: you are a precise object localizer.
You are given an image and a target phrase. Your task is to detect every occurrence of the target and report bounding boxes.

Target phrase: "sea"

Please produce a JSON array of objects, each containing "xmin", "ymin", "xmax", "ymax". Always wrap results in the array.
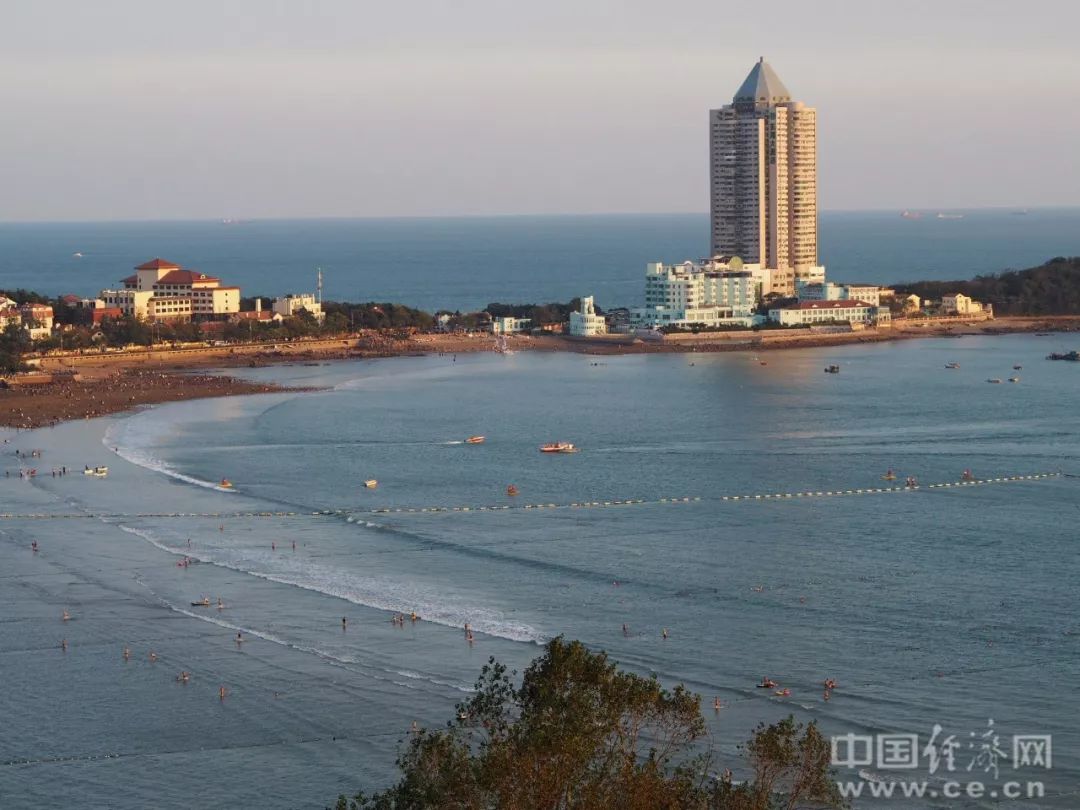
[
  {"xmin": 2, "ymin": 212, "xmax": 1080, "ymax": 808},
  {"xmin": 1, "ymin": 208, "xmax": 1079, "ymax": 312},
  {"xmin": 2, "ymin": 336, "xmax": 1079, "ymax": 809}
]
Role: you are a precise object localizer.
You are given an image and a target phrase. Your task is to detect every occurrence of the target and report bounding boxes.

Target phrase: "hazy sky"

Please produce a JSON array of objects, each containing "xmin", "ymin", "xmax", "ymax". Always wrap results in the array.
[{"xmin": 1, "ymin": 0, "xmax": 1078, "ymax": 220}]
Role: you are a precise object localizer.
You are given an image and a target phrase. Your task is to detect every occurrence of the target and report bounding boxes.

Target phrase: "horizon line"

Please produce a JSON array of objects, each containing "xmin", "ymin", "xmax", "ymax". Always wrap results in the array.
[{"xmin": 2, "ymin": 205, "xmax": 1078, "ymax": 227}]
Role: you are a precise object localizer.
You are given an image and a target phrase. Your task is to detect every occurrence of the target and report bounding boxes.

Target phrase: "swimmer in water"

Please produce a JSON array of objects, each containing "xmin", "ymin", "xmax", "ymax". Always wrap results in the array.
[
  {"xmin": 62, "ymin": 610, "xmax": 70, "ymax": 622},
  {"xmin": 291, "ymin": 540, "xmax": 296, "ymax": 551},
  {"xmin": 219, "ymin": 686, "xmax": 227, "ymax": 700},
  {"xmin": 123, "ymin": 647, "xmax": 131, "ymax": 661},
  {"xmin": 410, "ymin": 612, "xmax": 418, "ymax": 623},
  {"xmin": 235, "ymin": 632, "xmax": 243, "ymax": 645},
  {"xmin": 60, "ymin": 639, "xmax": 67, "ymax": 651},
  {"xmin": 271, "ymin": 542, "xmax": 276, "ymax": 551},
  {"xmin": 31, "ymin": 540, "xmax": 38, "ymax": 552},
  {"xmin": 149, "ymin": 651, "xmax": 158, "ymax": 662},
  {"xmin": 217, "ymin": 598, "xmax": 224, "ymax": 610},
  {"xmin": 341, "ymin": 616, "xmax": 347, "ymax": 630},
  {"xmin": 466, "ymin": 631, "xmax": 474, "ymax": 644},
  {"xmin": 661, "ymin": 628, "xmax": 669, "ymax": 639}
]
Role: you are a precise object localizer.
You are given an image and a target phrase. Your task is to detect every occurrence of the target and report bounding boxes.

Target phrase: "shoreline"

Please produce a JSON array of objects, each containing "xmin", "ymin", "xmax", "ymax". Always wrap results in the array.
[{"xmin": 4, "ymin": 315, "xmax": 1079, "ymax": 430}]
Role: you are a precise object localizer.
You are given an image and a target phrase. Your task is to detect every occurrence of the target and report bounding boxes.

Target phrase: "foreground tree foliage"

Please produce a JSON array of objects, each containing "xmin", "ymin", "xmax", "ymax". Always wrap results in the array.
[{"xmin": 335, "ymin": 639, "xmax": 842, "ymax": 810}]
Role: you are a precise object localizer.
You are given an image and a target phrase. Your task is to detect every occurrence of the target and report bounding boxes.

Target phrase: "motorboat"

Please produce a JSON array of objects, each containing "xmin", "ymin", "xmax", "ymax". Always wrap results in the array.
[
  {"xmin": 540, "ymin": 442, "xmax": 578, "ymax": 454},
  {"xmin": 945, "ymin": 362, "xmax": 960, "ymax": 369},
  {"xmin": 363, "ymin": 479, "xmax": 378, "ymax": 488},
  {"xmin": 1008, "ymin": 377, "xmax": 1020, "ymax": 383},
  {"xmin": 465, "ymin": 436, "xmax": 485, "ymax": 444},
  {"xmin": 190, "ymin": 598, "xmax": 210, "ymax": 607}
]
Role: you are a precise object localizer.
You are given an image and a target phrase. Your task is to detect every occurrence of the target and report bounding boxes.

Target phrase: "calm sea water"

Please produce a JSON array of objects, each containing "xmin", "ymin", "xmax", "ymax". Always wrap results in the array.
[
  {"xmin": 1, "ymin": 209, "xmax": 1079, "ymax": 312},
  {"xmin": 1, "ymin": 336, "xmax": 1079, "ymax": 808}
]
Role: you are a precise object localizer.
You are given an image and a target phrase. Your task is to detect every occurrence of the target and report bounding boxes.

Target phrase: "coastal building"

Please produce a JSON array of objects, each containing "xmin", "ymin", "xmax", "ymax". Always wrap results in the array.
[
  {"xmin": 710, "ymin": 58, "xmax": 817, "ymax": 296},
  {"xmin": 18, "ymin": 303, "xmax": 54, "ymax": 340},
  {"xmin": 569, "ymin": 296, "xmax": 607, "ymax": 337},
  {"xmin": 0, "ymin": 305, "xmax": 20, "ymax": 330},
  {"xmin": 796, "ymin": 280, "xmax": 881, "ymax": 306},
  {"xmin": 491, "ymin": 316, "xmax": 532, "ymax": 335},
  {"xmin": 941, "ymin": 293, "xmax": 985, "ymax": 316},
  {"xmin": 100, "ymin": 258, "xmax": 240, "ymax": 322},
  {"xmin": 273, "ymin": 292, "xmax": 324, "ymax": 323},
  {"xmin": 631, "ymin": 259, "xmax": 759, "ymax": 329},
  {"xmin": 768, "ymin": 300, "xmax": 889, "ymax": 327}
]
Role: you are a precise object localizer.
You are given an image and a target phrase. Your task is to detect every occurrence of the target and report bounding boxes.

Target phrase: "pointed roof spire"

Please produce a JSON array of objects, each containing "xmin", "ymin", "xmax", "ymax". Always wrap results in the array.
[{"xmin": 733, "ymin": 57, "xmax": 791, "ymax": 108}]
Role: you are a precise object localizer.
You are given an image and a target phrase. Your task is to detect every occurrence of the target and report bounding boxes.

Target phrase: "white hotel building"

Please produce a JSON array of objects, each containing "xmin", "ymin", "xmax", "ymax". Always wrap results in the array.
[{"xmin": 630, "ymin": 258, "xmax": 766, "ymax": 329}]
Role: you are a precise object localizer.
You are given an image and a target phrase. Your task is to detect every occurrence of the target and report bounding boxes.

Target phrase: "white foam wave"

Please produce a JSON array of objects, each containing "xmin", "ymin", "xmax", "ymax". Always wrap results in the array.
[
  {"xmin": 117, "ymin": 522, "xmax": 545, "ymax": 646},
  {"xmin": 104, "ymin": 417, "xmax": 235, "ymax": 492}
]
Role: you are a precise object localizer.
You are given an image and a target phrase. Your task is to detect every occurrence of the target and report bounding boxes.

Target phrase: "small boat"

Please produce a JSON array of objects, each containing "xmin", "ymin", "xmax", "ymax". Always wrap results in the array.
[
  {"xmin": 945, "ymin": 362, "xmax": 960, "ymax": 369},
  {"xmin": 83, "ymin": 465, "xmax": 108, "ymax": 477},
  {"xmin": 465, "ymin": 436, "xmax": 485, "ymax": 444},
  {"xmin": 987, "ymin": 378, "xmax": 1002, "ymax": 384},
  {"xmin": 756, "ymin": 679, "xmax": 778, "ymax": 689},
  {"xmin": 506, "ymin": 485, "xmax": 519, "ymax": 496},
  {"xmin": 219, "ymin": 479, "xmax": 233, "ymax": 488},
  {"xmin": 190, "ymin": 598, "xmax": 210, "ymax": 607},
  {"xmin": 1008, "ymin": 377, "xmax": 1020, "ymax": 383},
  {"xmin": 540, "ymin": 442, "xmax": 578, "ymax": 454},
  {"xmin": 1047, "ymin": 351, "xmax": 1080, "ymax": 361},
  {"xmin": 363, "ymin": 479, "xmax": 378, "ymax": 488}
]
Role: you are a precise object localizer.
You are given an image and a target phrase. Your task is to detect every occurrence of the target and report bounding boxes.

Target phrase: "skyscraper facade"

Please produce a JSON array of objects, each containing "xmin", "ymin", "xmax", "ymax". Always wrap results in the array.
[{"xmin": 709, "ymin": 58, "xmax": 817, "ymax": 295}]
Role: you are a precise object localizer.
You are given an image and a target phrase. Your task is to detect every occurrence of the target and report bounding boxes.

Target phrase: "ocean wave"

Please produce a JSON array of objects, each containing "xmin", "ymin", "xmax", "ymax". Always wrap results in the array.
[
  {"xmin": 116, "ymin": 521, "xmax": 544, "ymax": 646},
  {"xmin": 104, "ymin": 416, "xmax": 235, "ymax": 492}
]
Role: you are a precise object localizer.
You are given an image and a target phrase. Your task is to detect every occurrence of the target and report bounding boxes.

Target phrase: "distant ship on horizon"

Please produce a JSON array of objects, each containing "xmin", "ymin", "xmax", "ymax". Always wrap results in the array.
[
  {"xmin": 900, "ymin": 210, "xmax": 923, "ymax": 219},
  {"xmin": 936, "ymin": 212, "xmax": 965, "ymax": 220}
]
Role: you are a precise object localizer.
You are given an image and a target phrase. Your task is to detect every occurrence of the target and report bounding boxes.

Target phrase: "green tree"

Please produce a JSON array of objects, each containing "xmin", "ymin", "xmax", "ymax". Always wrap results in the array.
[
  {"xmin": 335, "ymin": 639, "xmax": 842, "ymax": 810},
  {"xmin": 0, "ymin": 323, "xmax": 31, "ymax": 372}
]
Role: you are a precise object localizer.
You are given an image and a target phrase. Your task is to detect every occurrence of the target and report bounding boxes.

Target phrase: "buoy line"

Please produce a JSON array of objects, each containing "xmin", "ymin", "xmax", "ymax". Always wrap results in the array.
[{"xmin": 0, "ymin": 472, "xmax": 1064, "ymax": 521}]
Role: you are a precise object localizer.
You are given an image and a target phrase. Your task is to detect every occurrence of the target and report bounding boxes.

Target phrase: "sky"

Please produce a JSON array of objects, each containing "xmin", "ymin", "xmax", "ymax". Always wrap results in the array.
[{"xmin": 1, "ymin": 0, "xmax": 1078, "ymax": 221}]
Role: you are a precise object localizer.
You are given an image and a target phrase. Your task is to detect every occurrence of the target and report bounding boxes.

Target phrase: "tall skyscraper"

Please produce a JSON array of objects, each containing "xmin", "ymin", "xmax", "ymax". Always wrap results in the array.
[{"xmin": 709, "ymin": 58, "xmax": 817, "ymax": 295}]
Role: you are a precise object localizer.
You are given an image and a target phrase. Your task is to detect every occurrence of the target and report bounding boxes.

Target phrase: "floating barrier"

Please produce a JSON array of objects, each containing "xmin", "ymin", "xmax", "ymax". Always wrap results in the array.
[{"xmin": 0, "ymin": 472, "xmax": 1064, "ymax": 521}]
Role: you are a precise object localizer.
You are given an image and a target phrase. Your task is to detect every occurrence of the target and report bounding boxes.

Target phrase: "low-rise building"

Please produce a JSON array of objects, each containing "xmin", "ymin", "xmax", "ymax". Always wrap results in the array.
[
  {"xmin": 569, "ymin": 296, "xmax": 607, "ymax": 337},
  {"xmin": 941, "ymin": 293, "xmax": 985, "ymax": 315},
  {"xmin": 796, "ymin": 280, "xmax": 881, "ymax": 306},
  {"xmin": 18, "ymin": 304, "xmax": 54, "ymax": 340},
  {"xmin": 491, "ymin": 316, "xmax": 532, "ymax": 335},
  {"xmin": 769, "ymin": 300, "xmax": 888, "ymax": 327},
  {"xmin": 273, "ymin": 292, "xmax": 324, "ymax": 323}
]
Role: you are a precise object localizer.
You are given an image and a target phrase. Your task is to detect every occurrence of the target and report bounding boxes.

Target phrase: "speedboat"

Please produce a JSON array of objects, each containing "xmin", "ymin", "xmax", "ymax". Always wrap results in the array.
[
  {"xmin": 191, "ymin": 598, "xmax": 210, "ymax": 607},
  {"xmin": 465, "ymin": 436, "xmax": 485, "ymax": 444},
  {"xmin": 1008, "ymin": 377, "xmax": 1020, "ymax": 383},
  {"xmin": 363, "ymin": 479, "xmax": 378, "ymax": 488},
  {"xmin": 540, "ymin": 442, "xmax": 578, "ymax": 454},
  {"xmin": 945, "ymin": 362, "xmax": 960, "ymax": 369}
]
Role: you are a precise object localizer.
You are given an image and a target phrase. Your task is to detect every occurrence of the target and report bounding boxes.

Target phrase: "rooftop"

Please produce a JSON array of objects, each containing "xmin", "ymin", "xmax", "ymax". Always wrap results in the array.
[
  {"xmin": 788, "ymin": 300, "xmax": 874, "ymax": 310},
  {"xmin": 734, "ymin": 57, "xmax": 792, "ymax": 108},
  {"xmin": 156, "ymin": 269, "xmax": 220, "ymax": 285}
]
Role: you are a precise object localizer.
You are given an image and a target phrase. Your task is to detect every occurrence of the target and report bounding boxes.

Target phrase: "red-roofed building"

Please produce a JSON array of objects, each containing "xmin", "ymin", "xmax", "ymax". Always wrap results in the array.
[{"xmin": 103, "ymin": 258, "xmax": 240, "ymax": 321}]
